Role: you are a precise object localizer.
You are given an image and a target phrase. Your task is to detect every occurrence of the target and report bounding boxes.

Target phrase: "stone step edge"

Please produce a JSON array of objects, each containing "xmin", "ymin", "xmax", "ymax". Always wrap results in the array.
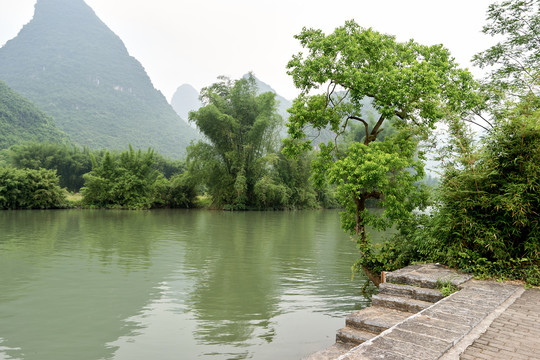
[
  {"xmin": 345, "ymin": 306, "xmax": 415, "ymax": 334},
  {"xmin": 378, "ymin": 282, "xmax": 444, "ymax": 303},
  {"xmin": 336, "ymin": 327, "xmax": 378, "ymax": 346},
  {"xmin": 385, "ymin": 264, "xmax": 473, "ymax": 289},
  {"xmin": 336, "ymin": 288, "xmax": 464, "ymax": 360},
  {"xmin": 301, "ymin": 343, "xmax": 353, "ymax": 360},
  {"xmin": 371, "ymin": 293, "xmax": 434, "ymax": 313}
]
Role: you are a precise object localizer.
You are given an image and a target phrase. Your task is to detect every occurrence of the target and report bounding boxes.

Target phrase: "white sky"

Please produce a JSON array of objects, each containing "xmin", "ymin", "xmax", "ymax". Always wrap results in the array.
[{"xmin": 0, "ymin": 0, "xmax": 497, "ymax": 101}]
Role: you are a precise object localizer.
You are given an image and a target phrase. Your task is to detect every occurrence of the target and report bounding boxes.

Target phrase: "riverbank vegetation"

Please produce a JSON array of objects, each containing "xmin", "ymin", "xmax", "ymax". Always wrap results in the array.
[
  {"xmin": 282, "ymin": 0, "xmax": 538, "ymax": 286},
  {"xmin": 0, "ymin": 75, "xmax": 335, "ymax": 211},
  {"xmin": 0, "ymin": 166, "xmax": 66, "ymax": 209},
  {"xmin": 0, "ymin": 137, "xmax": 332, "ymax": 210}
]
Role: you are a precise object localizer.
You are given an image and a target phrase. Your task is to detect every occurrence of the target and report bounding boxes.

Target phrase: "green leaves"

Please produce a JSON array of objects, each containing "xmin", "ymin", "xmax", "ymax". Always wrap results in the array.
[
  {"xmin": 187, "ymin": 75, "xmax": 282, "ymax": 209},
  {"xmin": 286, "ymin": 21, "xmax": 477, "ymax": 139},
  {"xmin": 81, "ymin": 146, "xmax": 161, "ymax": 209},
  {"xmin": 441, "ymin": 109, "xmax": 540, "ymax": 262},
  {"xmin": 340, "ymin": 2, "xmax": 540, "ymax": 286},
  {"xmin": 283, "ymin": 19, "xmax": 479, "ymax": 285},
  {"xmin": 0, "ymin": 167, "xmax": 65, "ymax": 209},
  {"xmin": 328, "ymin": 130, "xmax": 426, "ymax": 236},
  {"xmin": 8, "ymin": 142, "xmax": 93, "ymax": 191}
]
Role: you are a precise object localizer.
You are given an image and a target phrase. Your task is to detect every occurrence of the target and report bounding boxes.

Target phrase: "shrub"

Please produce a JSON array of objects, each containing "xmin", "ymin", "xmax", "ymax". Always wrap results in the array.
[
  {"xmin": 81, "ymin": 146, "xmax": 160, "ymax": 209},
  {"xmin": 0, "ymin": 166, "xmax": 65, "ymax": 209}
]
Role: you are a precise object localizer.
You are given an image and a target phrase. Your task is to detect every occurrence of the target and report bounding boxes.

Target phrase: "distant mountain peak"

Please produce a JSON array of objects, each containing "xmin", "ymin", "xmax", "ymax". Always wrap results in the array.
[
  {"xmin": 0, "ymin": 0, "xmax": 198, "ymax": 157},
  {"xmin": 170, "ymin": 84, "xmax": 202, "ymax": 128}
]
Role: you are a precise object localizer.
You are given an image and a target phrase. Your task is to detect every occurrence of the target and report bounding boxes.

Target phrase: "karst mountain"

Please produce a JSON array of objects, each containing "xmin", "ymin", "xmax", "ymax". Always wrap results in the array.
[{"xmin": 0, "ymin": 0, "xmax": 199, "ymax": 158}]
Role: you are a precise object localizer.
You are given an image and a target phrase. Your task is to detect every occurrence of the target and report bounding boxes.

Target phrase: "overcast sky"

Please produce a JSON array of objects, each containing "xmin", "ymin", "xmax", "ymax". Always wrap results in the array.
[{"xmin": 0, "ymin": 0, "xmax": 497, "ymax": 101}]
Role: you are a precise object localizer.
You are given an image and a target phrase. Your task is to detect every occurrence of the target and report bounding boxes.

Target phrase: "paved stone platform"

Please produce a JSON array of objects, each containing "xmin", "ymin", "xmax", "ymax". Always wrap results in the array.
[
  {"xmin": 459, "ymin": 288, "xmax": 540, "ymax": 360},
  {"xmin": 304, "ymin": 264, "xmax": 538, "ymax": 360}
]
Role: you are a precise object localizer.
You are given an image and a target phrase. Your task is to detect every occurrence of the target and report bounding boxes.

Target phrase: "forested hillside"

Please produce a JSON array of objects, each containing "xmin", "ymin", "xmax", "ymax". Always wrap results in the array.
[
  {"xmin": 0, "ymin": 80, "xmax": 69, "ymax": 149},
  {"xmin": 0, "ymin": 0, "xmax": 199, "ymax": 158}
]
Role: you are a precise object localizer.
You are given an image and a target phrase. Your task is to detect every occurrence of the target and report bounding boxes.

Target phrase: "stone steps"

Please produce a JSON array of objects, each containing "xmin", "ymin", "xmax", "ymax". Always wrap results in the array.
[
  {"xmin": 303, "ymin": 264, "xmax": 457, "ymax": 359},
  {"xmin": 332, "ymin": 306, "xmax": 416, "ymax": 348},
  {"xmin": 336, "ymin": 294, "xmax": 442, "ymax": 345}
]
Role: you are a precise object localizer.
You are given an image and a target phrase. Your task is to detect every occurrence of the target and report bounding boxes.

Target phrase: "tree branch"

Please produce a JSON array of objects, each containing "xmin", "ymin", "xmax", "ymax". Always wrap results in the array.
[
  {"xmin": 327, "ymin": 81, "xmax": 337, "ymax": 107},
  {"xmin": 364, "ymin": 190, "xmax": 382, "ymax": 199},
  {"xmin": 464, "ymin": 118, "xmax": 492, "ymax": 132},
  {"xmin": 348, "ymin": 116, "xmax": 370, "ymax": 142},
  {"xmin": 369, "ymin": 114, "xmax": 386, "ymax": 144},
  {"xmin": 472, "ymin": 111, "xmax": 494, "ymax": 129}
]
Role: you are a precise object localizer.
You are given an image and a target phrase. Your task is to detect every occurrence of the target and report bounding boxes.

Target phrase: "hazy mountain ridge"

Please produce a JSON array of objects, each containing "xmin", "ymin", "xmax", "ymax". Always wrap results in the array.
[
  {"xmin": 0, "ymin": 0, "xmax": 199, "ymax": 158},
  {"xmin": 0, "ymin": 79, "xmax": 70, "ymax": 150},
  {"xmin": 242, "ymin": 73, "xmax": 292, "ymax": 122},
  {"xmin": 170, "ymin": 84, "xmax": 202, "ymax": 128}
]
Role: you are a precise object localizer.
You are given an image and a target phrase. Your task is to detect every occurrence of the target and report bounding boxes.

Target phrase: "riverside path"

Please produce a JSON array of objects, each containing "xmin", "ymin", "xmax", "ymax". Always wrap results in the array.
[{"xmin": 304, "ymin": 263, "xmax": 540, "ymax": 360}]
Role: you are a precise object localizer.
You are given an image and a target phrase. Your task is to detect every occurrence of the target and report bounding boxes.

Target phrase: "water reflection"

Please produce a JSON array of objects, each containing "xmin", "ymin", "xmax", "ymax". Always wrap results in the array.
[
  {"xmin": 0, "ymin": 210, "xmax": 380, "ymax": 360},
  {"xmin": 185, "ymin": 212, "xmax": 281, "ymax": 349}
]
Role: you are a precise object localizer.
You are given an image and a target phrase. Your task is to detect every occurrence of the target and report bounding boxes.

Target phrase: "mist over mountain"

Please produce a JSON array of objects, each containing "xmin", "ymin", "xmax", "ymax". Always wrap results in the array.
[
  {"xmin": 242, "ymin": 73, "xmax": 292, "ymax": 122},
  {"xmin": 170, "ymin": 84, "xmax": 202, "ymax": 128},
  {"xmin": 0, "ymin": 80, "xmax": 70, "ymax": 150},
  {"xmin": 0, "ymin": 0, "xmax": 198, "ymax": 158}
]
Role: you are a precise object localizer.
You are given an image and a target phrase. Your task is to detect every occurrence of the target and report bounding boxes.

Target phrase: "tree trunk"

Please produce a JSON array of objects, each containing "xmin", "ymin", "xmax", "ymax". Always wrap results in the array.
[
  {"xmin": 355, "ymin": 193, "xmax": 382, "ymax": 287},
  {"xmin": 362, "ymin": 265, "xmax": 382, "ymax": 287},
  {"xmin": 354, "ymin": 195, "xmax": 367, "ymax": 245}
]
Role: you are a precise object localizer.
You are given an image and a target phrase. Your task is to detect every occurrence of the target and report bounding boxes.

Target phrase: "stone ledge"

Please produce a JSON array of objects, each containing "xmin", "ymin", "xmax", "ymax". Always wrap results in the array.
[
  {"xmin": 386, "ymin": 263, "xmax": 473, "ymax": 289},
  {"xmin": 338, "ymin": 280, "xmax": 522, "ymax": 360}
]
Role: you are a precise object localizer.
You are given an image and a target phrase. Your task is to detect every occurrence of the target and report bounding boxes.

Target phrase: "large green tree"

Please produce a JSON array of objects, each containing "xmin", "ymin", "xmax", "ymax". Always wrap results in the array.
[
  {"xmin": 284, "ymin": 21, "xmax": 479, "ymax": 285},
  {"xmin": 187, "ymin": 74, "xmax": 281, "ymax": 209}
]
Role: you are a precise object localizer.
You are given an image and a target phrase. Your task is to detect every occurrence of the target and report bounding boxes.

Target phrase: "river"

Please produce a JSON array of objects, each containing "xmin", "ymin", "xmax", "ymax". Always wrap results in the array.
[{"xmin": 0, "ymin": 209, "xmax": 388, "ymax": 360}]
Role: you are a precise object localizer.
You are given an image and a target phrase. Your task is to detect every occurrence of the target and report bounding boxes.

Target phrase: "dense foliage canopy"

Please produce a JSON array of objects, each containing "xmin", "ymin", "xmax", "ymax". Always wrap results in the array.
[
  {"xmin": 188, "ymin": 75, "xmax": 281, "ymax": 209},
  {"xmin": 81, "ymin": 146, "xmax": 194, "ymax": 209},
  {"xmin": 186, "ymin": 75, "xmax": 330, "ymax": 210},
  {"xmin": 8, "ymin": 142, "xmax": 93, "ymax": 192},
  {"xmin": 0, "ymin": 166, "xmax": 65, "ymax": 209}
]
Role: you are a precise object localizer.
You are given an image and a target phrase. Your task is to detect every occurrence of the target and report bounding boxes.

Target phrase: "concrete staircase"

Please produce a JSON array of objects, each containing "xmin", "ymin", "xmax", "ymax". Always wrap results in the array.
[
  {"xmin": 303, "ymin": 264, "xmax": 526, "ymax": 360},
  {"xmin": 304, "ymin": 266, "xmax": 446, "ymax": 360},
  {"xmin": 336, "ymin": 282, "xmax": 443, "ymax": 347}
]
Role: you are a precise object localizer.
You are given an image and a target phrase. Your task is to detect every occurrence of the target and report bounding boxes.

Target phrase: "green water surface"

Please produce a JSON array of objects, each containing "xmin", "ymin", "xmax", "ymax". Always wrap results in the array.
[{"xmin": 0, "ymin": 210, "xmax": 379, "ymax": 360}]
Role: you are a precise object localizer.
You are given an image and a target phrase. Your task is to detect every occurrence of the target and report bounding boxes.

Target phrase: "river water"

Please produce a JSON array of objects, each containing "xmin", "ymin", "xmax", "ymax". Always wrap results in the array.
[{"xmin": 0, "ymin": 209, "xmax": 385, "ymax": 360}]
